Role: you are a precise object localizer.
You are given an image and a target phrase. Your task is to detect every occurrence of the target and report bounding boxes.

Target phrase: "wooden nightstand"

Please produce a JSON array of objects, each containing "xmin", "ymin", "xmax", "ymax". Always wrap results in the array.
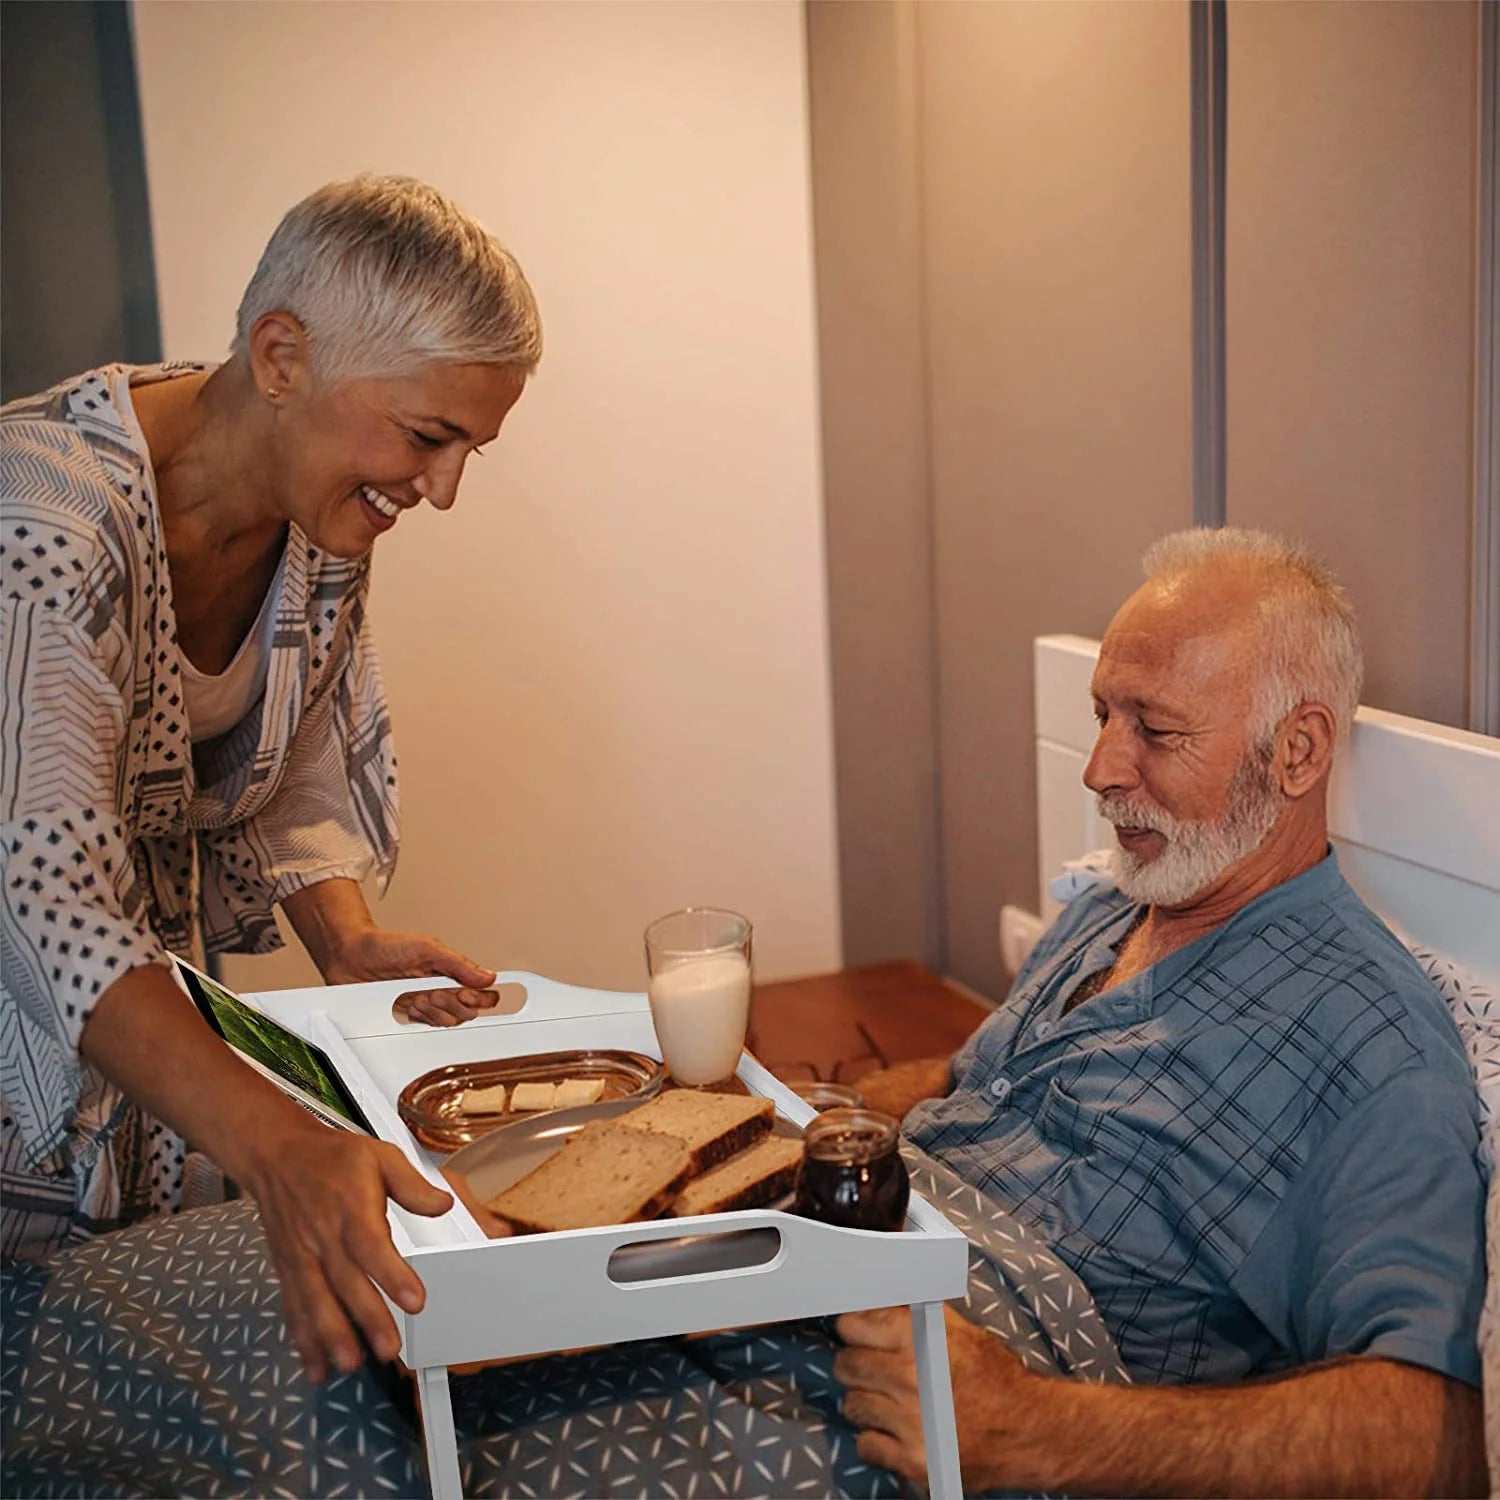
[{"xmin": 747, "ymin": 960, "xmax": 989, "ymax": 1086}]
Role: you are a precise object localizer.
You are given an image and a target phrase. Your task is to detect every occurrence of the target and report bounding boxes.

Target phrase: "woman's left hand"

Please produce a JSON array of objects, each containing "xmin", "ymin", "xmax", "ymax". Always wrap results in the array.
[{"xmin": 326, "ymin": 926, "xmax": 502, "ymax": 1027}]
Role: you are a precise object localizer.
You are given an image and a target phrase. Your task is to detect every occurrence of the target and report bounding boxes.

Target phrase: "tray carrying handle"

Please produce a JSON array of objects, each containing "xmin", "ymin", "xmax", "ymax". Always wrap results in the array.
[{"xmin": 399, "ymin": 1203, "xmax": 968, "ymax": 1369}]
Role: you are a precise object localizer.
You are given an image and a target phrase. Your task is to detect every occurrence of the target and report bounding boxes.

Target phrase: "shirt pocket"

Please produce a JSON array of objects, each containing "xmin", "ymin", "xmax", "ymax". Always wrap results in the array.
[{"xmin": 1038, "ymin": 1075, "xmax": 1167, "ymax": 1174}]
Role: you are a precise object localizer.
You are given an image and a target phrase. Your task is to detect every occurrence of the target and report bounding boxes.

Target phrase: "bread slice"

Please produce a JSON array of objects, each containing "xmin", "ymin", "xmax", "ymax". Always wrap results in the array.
[
  {"xmin": 672, "ymin": 1135, "xmax": 804, "ymax": 1217},
  {"xmin": 488, "ymin": 1121, "xmax": 691, "ymax": 1233},
  {"xmin": 623, "ymin": 1091, "xmax": 773, "ymax": 1172}
]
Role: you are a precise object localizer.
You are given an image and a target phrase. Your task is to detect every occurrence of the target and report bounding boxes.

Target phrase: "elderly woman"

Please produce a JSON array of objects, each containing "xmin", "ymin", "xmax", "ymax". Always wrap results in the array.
[{"xmin": 0, "ymin": 175, "xmax": 540, "ymax": 1383}]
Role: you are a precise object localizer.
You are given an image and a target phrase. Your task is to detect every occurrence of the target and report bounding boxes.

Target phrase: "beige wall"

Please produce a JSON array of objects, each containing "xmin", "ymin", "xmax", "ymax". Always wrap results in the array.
[
  {"xmin": 132, "ymin": 0, "xmax": 842, "ymax": 993},
  {"xmin": 918, "ymin": 1, "xmax": 1195, "ymax": 995},
  {"xmin": 809, "ymin": 0, "xmax": 1486, "ymax": 998},
  {"xmin": 805, "ymin": 1, "xmax": 941, "ymax": 969},
  {"xmin": 1226, "ymin": 0, "xmax": 1478, "ymax": 727}
]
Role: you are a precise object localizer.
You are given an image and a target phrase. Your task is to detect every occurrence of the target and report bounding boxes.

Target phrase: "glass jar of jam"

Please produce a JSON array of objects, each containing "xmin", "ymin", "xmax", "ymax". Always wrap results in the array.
[{"xmin": 795, "ymin": 1107, "xmax": 910, "ymax": 1231}]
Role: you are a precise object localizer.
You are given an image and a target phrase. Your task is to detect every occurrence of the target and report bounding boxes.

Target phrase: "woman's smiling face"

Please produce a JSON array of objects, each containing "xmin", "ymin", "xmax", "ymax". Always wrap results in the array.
[{"xmin": 270, "ymin": 360, "xmax": 527, "ymax": 557}]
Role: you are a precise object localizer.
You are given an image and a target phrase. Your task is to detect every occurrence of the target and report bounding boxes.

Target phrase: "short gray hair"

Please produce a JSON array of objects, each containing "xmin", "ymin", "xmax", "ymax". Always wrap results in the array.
[
  {"xmin": 233, "ymin": 175, "xmax": 542, "ymax": 381},
  {"xmin": 1142, "ymin": 527, "xmax": 1364, "ymax": 746}
]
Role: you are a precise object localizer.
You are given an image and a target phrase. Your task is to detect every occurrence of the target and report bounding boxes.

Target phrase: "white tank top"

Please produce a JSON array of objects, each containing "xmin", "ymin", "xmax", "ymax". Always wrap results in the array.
[{"xmin": 180, "ymin": 546, "xmax": 287, "ymax": 741}]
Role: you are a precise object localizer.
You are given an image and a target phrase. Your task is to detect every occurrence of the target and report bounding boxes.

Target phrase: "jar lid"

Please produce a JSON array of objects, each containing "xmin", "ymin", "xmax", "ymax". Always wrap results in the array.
[{"xmin": 803, "ymin": 1106, "xmax": 900, "ymax": 1164}]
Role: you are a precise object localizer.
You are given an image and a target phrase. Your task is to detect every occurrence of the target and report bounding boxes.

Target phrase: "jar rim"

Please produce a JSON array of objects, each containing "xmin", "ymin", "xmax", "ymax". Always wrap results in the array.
[{"xmin": 803, "ymin": 1106, "xmax": 900, "ymax": 1160}]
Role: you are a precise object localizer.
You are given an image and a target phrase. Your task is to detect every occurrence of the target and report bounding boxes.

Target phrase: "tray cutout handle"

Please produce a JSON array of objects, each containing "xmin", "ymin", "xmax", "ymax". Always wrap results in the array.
[
  {"xmin": 391, "ymin": 980, "xmax": 529, "ymax": 1025},
  {"xmin": 607, "ymin": 1225, "xmax": 782, "ymax": 1285}
]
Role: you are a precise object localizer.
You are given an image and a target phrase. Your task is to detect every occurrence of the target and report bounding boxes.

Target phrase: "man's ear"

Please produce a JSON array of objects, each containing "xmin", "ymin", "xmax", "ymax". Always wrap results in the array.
[
  {"xmin": 246, "ymin": 311, "xmax": 312, "ymax": 402},
  {"xmin": 1277, "ymin": 701, "xmax": 1337, "ymax": 799}
]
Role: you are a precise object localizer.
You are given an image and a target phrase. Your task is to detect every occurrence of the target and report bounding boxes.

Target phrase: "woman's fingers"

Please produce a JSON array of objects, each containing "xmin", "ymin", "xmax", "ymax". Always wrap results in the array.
[
  {"xmin": 272, "ymin": 1252, "xmax": 328, "ymax": 1383},
  {"xmin": 329, "ymin": 926, "xmax": 498, "ymax": 991},
  {"xmin": 393, "ymin": 985, "xmax": 499, "ymax": 1026},
  {"xmin": 302, "ymin": 1264, "xmax": 367, "ymax": 1375},
  {"xmin": 263, "ymin": 1216, "xmax": 362, "ymax": 1380},
  {"xmin": 380, "ymin": 1145, "xmax": 455, "ymax": 1221},
  {"xmin": 249, "ymin": 1127, "xmax": 443, "ymax": 1381},
  {"xmin": 421, "ymin": 941, "xmax": 497, "ymax": 989},
  {"xmin": 325, "ymin": 1240, "xmax": 404, "ymax": 1364},
  {"xmin": 395, "ymin": 993, "xmax": 460, "ymax": 1026}
]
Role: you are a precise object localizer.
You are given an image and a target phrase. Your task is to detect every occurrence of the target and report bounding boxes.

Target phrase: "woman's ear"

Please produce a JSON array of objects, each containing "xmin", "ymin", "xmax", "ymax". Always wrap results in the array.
[
  {"xmin": 1277, "ymin": 701, "xmax": 1337, "ymax": 799},
  {"xmin": 246, "ymin": 311, "xmax": 311, "ymax": 404}
]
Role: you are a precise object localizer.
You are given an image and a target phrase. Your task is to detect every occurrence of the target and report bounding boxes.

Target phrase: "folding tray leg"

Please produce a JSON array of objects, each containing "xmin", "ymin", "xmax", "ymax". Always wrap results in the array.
[
  {"xmin": 416, "ymin": 1364, "xmax": 464, "ymax": 1500},
  {"xmin": 912, "ymin": 1300, "xmax": 962, "ymax": 1500}
]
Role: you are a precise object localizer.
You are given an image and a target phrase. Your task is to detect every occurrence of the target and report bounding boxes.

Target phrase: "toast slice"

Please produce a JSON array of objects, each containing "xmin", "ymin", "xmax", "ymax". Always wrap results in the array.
[
  {"xmin": 623, "ymin": 1091, "xmax": 774, "ymax": 1171},
  {"xmin": 672, "ymin": 1135, "xmax": 804, "ymax": 1217},
  {"xmin": 488, "ymin": 1121, "xmax": 691, "ymax": 1233}
]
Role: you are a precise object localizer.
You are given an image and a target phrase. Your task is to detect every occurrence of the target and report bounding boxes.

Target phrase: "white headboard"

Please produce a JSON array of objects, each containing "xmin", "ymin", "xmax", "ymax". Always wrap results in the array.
[{"xmin": 1034, "ymin": 634, "xmax": 1500, "ymax": 991}]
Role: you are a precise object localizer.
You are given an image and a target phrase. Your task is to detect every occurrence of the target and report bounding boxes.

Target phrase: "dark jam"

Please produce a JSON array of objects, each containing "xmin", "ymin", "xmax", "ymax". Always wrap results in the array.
[{"xmin": 795, "ymin": 1108, "xmax": 909, "ymax": 1231}]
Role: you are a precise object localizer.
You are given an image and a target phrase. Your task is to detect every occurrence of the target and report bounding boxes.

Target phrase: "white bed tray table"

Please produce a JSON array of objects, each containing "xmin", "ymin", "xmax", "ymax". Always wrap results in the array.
[{"xmin": 249, "ymin": 970, "xmax": 970, "ymax": 1500}]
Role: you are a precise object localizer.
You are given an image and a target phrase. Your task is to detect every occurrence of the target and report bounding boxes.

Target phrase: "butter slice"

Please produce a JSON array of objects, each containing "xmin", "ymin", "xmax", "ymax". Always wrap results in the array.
[
  {"xmin": 461, "ymin": 1083, "xmax": 508, "ymax": 1114},
  {"xmin": 555, "ymin": 1077, "xmax": 606, "ymax": 1108},
  {"xmin": 511, "ymin": 1081, "xmax": 557, "ymax": 1111}
]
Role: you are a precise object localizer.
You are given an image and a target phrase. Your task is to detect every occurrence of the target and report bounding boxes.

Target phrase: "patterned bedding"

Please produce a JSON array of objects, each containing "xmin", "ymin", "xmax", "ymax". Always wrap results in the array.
[
  {"xmin": 0, "ymin": 1173, "xmax": 1122, "ymax": 1499},
  {"xmin": 4, "ymin": 911, "xmax": 1491, "ymax": 1497}
]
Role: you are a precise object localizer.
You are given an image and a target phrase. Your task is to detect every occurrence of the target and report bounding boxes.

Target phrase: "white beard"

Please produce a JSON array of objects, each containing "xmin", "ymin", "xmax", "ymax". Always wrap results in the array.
[{"xmin": 1099, "ymin": 750, "xmax": 1285, "ymax": 908}]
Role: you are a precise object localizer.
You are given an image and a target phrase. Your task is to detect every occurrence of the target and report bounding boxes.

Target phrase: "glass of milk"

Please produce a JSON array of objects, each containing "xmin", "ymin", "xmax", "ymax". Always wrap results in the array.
[{"xmin": 644, "ymin": 908, "xmax": 753, "ymax": 1087}]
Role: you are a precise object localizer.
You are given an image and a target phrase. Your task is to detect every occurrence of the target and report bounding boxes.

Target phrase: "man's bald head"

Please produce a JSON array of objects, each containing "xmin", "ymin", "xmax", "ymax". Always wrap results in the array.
[{"xmin": 1134, "ymin": 528, "xmax": 1363, "ymax": 751}]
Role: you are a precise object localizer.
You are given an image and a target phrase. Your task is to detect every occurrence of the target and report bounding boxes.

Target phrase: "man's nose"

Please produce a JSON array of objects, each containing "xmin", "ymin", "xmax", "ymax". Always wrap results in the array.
[{"xmin": 1083, "ymin": 720, "xmax": 1139, "ymax": 797}]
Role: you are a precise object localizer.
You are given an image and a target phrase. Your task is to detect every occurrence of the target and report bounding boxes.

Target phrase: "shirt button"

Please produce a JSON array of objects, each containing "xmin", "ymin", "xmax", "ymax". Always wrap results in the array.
[
  {"xmin": 1035, "ymin": 1020, "xmax": 1053, "ymax": 1040},
  {"xmin": 988, "ymin": 1078, "xmax": 1012, "ymax": 1105}
]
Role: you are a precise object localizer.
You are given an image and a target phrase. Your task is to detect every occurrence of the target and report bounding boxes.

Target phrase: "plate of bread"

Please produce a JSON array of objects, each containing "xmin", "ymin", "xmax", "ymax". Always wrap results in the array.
[{"xmin": 446, "ymin": 1088, "xmax": 805, "ymax": 1233}]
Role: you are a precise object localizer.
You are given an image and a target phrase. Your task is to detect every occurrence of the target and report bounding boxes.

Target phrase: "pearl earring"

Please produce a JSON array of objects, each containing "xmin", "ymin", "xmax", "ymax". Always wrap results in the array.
[{"xmin": 266, "ymin": 387, "xmax": 281, "ymax": 400}]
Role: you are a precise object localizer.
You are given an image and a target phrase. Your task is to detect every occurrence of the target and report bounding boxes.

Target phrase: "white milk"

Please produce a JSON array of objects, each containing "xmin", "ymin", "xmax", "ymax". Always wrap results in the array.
[{"xmin": 648, "ymin": 953, "xmax": 752, "ymax": 1085}]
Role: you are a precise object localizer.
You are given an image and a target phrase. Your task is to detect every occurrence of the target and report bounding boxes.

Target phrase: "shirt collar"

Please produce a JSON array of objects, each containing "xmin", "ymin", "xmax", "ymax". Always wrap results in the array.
[{"xmin": 1033, "ymin": 847, "xmax": 1345, "ymax": 1041}]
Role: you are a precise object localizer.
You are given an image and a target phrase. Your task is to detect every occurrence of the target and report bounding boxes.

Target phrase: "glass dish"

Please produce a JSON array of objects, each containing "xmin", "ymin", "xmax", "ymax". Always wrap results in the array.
[{"xmin": 398, "ymin": 1048, "xmax": 664, "ymax": 1153}]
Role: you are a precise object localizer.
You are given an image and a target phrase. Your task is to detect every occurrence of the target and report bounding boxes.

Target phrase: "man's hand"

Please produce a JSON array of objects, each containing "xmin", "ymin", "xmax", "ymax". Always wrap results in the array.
[
  {"xmin": 834, "ymin": 1304, "xmax": 1040, "ymax": 1491},
  {"xmin": 245, "ymin": 1114, "xmax": 459, "ymax": 1382},
  {"xmin": 836, "ymin": 1306, "xmax": 1488, "ymax": 1498},
  {"xmin": 853, "ymin": 1057, "xmax": 952, "ymax": 1122}
]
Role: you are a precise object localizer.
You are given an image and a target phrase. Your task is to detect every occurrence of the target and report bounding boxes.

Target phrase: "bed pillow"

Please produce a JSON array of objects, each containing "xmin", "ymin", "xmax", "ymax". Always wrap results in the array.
[{"xmin": 1400, "ymin": 944, "xmax": 1500, "ymax": 1172}]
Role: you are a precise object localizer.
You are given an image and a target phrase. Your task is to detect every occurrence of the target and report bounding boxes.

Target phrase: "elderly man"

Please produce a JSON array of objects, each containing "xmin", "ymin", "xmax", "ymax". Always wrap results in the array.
[{"xmin": 841, "ymin": 527, "xmax": 1486, "ymax": 1496}]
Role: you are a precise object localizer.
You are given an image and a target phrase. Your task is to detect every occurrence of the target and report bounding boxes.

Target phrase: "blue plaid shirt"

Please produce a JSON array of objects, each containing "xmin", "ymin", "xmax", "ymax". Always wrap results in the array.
[{"xmin": 906, "ymin": 852, "xmax": 1484, "ymax": 1386}]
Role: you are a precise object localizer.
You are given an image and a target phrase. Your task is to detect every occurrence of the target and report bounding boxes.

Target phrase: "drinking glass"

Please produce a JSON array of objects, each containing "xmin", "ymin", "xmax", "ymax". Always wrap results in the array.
[{"xmin": 643, "ymin": 907, "xmax": 753, "ymax": 1087}]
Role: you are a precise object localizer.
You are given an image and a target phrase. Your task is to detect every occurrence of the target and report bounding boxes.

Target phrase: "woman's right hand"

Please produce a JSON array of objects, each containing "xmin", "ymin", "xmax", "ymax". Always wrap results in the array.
[
  {"xmin": 81, "ymin": 963, "xmax": 463, "ymax": 1383},
  {"xmin": 243, "ymin": 1113, "xmax": 456, "ymax": 1382}
]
